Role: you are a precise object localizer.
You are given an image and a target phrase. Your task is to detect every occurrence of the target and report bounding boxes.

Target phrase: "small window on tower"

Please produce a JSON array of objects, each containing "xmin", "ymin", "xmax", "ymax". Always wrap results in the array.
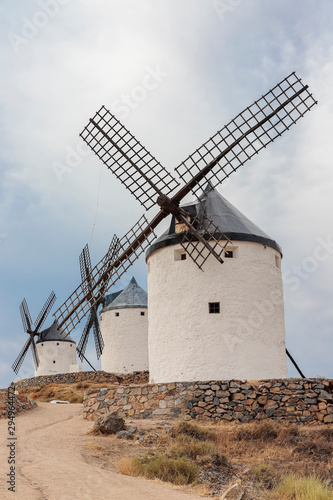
[
  {"xmin": 224, "ymin": 251, "xmax": 233, "ymax": 258},
  {"xmin": 140, "ymin": 311, "xmax": 145, "ymax": 316},
  {"xmin": 174, "ymin": 249, "xmax": 187, "ymax": 261},
  {"xmin": 209, "ymin": 302, "xmax": 220, "ymax": 314},
  {"xmin": 53, "ymin": 360, "xmax": 56, "ymax": 364},
  {"xmin": 115, "ymin": 312, "xmax": 119, "ymax": 317},
  {"xmin": 57, "ymin": 343, "xmax": 59, "ymax": 346}
]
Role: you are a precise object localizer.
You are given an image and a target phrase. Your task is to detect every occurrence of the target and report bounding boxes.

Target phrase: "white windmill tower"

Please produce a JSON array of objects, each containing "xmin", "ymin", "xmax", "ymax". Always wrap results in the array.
[
  {"xmin": 146, "ymin": 185, "xmax": 287, "ymax": 383},
  {"xmin": 12, "ymin": 292, "xmax": 79, "ymax": 377},
  {"xmin": 100, "ymin": 277, "xmax": 148, "ymax": 373},
  {"xmin": 53, "ymin": 73, "xmax": 315, "ymax": 383}
]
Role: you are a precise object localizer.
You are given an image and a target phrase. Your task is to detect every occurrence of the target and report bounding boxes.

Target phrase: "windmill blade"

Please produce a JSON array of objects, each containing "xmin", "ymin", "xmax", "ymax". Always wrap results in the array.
[
  {"xmin": 34, "ymin": 291, "xmax": 56, "ymax": 332},
  {"xmin": 80, "ymin": 106, "xmax": 180, "ymax": 210},
  {"xmin": 30, "ymin": 335, "xmax": 40, "ymax": 370},
  {"xmin": 19, "ymin": 298, "xmax": 33, "ymax": 333},
  {"xmin": 77, "ymin": 311, "xmax": 94, "ymax": 361},
  {"xmin": 179, "ymin": 211, "xmax": 232, "ymax": 271},
  {"xmin": 54, "ymin": 214, "xmax": 158, "ymax": 336},
  {"xmin": 79, "ymin": 244, "xmax": 94, "ymax": 297},
  {"xmin": 92, "ymin": 311, "xmax": 104, "ymax": 360},
  {"xmin": 102, "ymin": 234, "xmax": 120, "ymax": 267},
  {"xmin": 99, "ymin": 234, "xmax": 121, "ymax": 295},
  {"xmin": 12, "ymin": 337, "xmax": 32, "ymax": 374},
  {"xmin": 174, "ymin": 72, "xmax": 317, "ymax": 199}
]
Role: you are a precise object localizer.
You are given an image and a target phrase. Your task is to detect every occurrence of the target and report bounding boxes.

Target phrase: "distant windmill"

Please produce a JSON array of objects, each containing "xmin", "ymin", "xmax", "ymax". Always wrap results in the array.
[
  {"xmin": 54, "ymin": 72, "xmax": 316, "ymax": 378},
  {"xmin": 12, "ymin": 292, "xmax": 56, "ymax": 374},
  {"xmin": 76, "ymin": 235, "xmax": 120, "ymax": 362}
]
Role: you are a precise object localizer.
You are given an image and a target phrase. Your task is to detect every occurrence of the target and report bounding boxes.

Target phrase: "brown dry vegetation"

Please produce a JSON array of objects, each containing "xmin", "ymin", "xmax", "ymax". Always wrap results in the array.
[
  {"xmin": 17, "ymin": 382, "xmax": 333, "ymax": 498},
  {"xmin": 18, "ymin": 380, "xmax": 110, "ymax": 403},
  {"xmin": 84, "ymin": 419, "xmax": 333, "ymax": 499}
]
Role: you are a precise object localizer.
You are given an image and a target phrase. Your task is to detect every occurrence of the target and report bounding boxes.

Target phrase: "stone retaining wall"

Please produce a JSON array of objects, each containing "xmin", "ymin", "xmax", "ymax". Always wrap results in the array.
[
  {"xmin": 83, "ymin": 378, "xmax": 333, "ymax": 424},
  {"xmin": 14, "ymin": 370, "xmax": 149, "ymax": 389},
  {"xmin": 0, "ymin": 388, "xmax": 37, "ymax": 419}
]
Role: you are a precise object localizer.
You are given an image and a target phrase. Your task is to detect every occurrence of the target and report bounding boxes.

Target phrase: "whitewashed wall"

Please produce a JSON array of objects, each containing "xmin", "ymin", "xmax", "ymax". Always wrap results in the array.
[
  {"xmin": 35, "ymin": 341, "xmax": 77, "ymax": 376},
  {"xmin": 147, "ymin": 241, "xmax": 287, "ymax": 383},
  {"xmin": 100, "ymin": 308, "xmax": 148, "ymax": 373}
]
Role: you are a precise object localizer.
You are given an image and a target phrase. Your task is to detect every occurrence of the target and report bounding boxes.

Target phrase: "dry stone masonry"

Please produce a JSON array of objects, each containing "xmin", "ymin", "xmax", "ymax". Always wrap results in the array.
[
  {"xmin": 0, "ymin": 389, "xmax": 37, "ymax": 419},
  {"xmin": 83, "ymin": 378, "xmax": 333, "ymax": 424},
  {"xmin": 14, "ymin": 370, "xmax": 149, "ymax": 390}
]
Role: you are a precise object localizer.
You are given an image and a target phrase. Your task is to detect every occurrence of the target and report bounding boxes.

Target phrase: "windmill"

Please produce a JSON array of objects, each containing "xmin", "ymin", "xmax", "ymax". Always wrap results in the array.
[
  {"xmin": 12, "ymin": 292, "xmax": 56, "ymax": 374},
  {"xmin": 54, "ymin": 72, "xmax": 316, "ymax": 379},
  {"xmin": 76, "ymin": 235, "xmax": 120, "ymax": 362}
]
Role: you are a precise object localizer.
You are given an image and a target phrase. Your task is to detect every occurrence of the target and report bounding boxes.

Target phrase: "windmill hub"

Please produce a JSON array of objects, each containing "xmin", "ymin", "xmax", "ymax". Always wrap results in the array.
[{"xmin": 156, "ymin": 194, "xmax": 180, "ymax": 216}]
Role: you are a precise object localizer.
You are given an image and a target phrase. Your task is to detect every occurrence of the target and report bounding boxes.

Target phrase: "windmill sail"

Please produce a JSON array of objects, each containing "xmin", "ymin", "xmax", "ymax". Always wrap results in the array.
[
  {"xmin": 80, "ymin": 106, "xmax": 179, "ymax": 210},
  {"xmin": 55, "ymin": 72, "xmax": 317, "ymax": 338}
]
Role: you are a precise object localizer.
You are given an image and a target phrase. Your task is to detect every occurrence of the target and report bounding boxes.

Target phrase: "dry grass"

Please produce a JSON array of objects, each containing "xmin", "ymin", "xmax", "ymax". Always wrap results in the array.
[
  {"xmin": 110, "ymin": 419, "xmax": 333, "ymax": 498},
  {"xmin": 117, "ymin": 454, "xmax": 199, "ymax": 485},
  {"xmin": 18, "ymin": 381, "xmax": 107, "ymax": 403},
  {"xmin": 268, "ymin": 475, "xmax": 333, "ymax": 500}
]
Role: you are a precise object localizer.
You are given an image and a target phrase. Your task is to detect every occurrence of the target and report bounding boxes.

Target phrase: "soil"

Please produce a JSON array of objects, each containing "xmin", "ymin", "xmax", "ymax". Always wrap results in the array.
[{"xmin": 0, "ymin": 403, "xmax": 204, "ymax": 500}]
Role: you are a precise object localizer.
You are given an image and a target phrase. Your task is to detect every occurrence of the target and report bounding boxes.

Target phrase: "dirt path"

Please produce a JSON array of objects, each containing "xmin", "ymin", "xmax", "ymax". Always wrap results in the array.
[{"xmin": 0, "ymin": 403, "xmax": 204, "ymax": 500}]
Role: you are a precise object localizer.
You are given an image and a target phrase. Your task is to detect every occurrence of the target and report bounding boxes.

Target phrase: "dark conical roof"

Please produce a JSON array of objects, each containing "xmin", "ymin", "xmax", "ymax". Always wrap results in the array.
[
  {"xmin": 102, "ymin": 277, "xmax": 147, "ymax": 312},
  {"xmin": 36, "ymin": 320, "xmax": 75, "ymax": 344},
  {"xmin": 146, "ymin": 186, "xmax": 282, "ymax": 258}
]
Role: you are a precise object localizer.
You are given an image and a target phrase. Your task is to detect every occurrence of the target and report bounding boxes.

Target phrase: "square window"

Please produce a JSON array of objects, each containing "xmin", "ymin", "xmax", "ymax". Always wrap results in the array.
[
  {"xmin": 140, "ymin": 311, "xmax": 145, "ymax": 316},
  {"xmin": 209, "ymin": 302, "xmax": 220, "ymax": 314},
  {"xmin": 53, "ymin": 360, "xmax": 56, "ymax": 364},
  {"xmin": 174, "ymin": 249, "xmax": 187, "ymax": 261},
  {"xmin": 115, "ymin": 312, "xmax": 119, "ymax": 317},
  {"xmin": 224, "ymin": 251, "xmax": 233, "ymax": 258}
]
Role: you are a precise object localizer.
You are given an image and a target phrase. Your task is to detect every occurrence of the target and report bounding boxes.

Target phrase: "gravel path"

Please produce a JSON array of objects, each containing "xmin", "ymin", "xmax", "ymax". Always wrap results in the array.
[{"xmin": 0, "ymin": 403, "xmax": 203, "ymax": 500}]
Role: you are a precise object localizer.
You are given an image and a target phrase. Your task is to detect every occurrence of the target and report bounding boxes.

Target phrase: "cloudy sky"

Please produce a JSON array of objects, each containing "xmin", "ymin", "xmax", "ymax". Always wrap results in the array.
[{"xmin": 0, "ymin": 0, "xmax": 332, "ymax": 388}]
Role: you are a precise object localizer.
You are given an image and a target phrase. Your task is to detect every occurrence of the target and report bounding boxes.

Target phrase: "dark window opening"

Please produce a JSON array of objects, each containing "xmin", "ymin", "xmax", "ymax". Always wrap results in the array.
[
  {"xmin": 115, "ymin": 312, "xmax": 119, "ymax": 317},
  {"xmin": 53, "ymin": 360, "xmax": 56, "ymax": 364},
  {"xmin": 140, "ymin": 311, "xmax": 145, "ymax": 316},
  {"xmin": 209, "ymin": 302, "xmax": 220, "ymax": 314},
  {"xmin": 224, "ymin": 251, "xmax": 233, "ymax": 258},
  {"xmin": 181, "ymin": 253, "xmax": 186, "ymax": 261},
  {"xmin": 57, "ymin": 342, "xmax": 59, "ymax": 346}
]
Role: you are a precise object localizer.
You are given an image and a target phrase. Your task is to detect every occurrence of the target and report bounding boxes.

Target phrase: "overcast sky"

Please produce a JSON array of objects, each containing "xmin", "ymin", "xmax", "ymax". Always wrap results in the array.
[{"xmin": 0, "ymin": 0, "xmax": 332, "ymax": 388}]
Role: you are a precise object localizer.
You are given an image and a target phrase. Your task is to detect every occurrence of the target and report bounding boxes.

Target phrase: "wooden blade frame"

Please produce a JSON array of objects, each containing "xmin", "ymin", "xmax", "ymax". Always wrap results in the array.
[
  {"xmin": 174, "ymin": 72, "xmax": 317, "ymax": 199},
  {"xmin": 54, "ymin": 215, "xmax": 157, "ymax": 335},
  {"xmin": 34, "ymin": 291, "xmax": 56, "ymax": 332},
  {"xmin": 19, "ymin": 298, "xmax": 32, "ymax": 333},
  {"xmin": 56, "ymin": 72, "xmax": 317, "ymax": 337},
  {"xmin": 180, "ymin": 211, "xmax": 232, "ymax": 271},
  {"xmin": 13, "ymin": 292, "xmax": 56, "ymax": 374},
  {"xmin": 80, "ymin": 106, "xmax": 180, "ymax": 210}
]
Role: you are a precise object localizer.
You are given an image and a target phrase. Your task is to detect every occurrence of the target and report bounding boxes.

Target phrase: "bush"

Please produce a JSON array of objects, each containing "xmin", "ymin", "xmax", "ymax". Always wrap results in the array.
[
  {"xmin": 172, "ymin": 421, "xmax": 215, "ymax": 441},
  {"xmin": 269, "ymin": 475, "xmax": 333, "ymax": 500},
  {"xmin": 170, "ymin": 435, "xmax": 215, "ymax": 460},
  {"xmin": 251, "ymin": 464, "xmax": 279, "ymax": 489},
  {"xmin": 119, "ymin": 454, "xmax": 199, "ymax": 485},
  {"xmin": 294, "ymin": 433, "xmax": 332, "ymax": 462},
  {"xmin": 236, "ymin": 420, "xmax": 279, "ymax": 441}
]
